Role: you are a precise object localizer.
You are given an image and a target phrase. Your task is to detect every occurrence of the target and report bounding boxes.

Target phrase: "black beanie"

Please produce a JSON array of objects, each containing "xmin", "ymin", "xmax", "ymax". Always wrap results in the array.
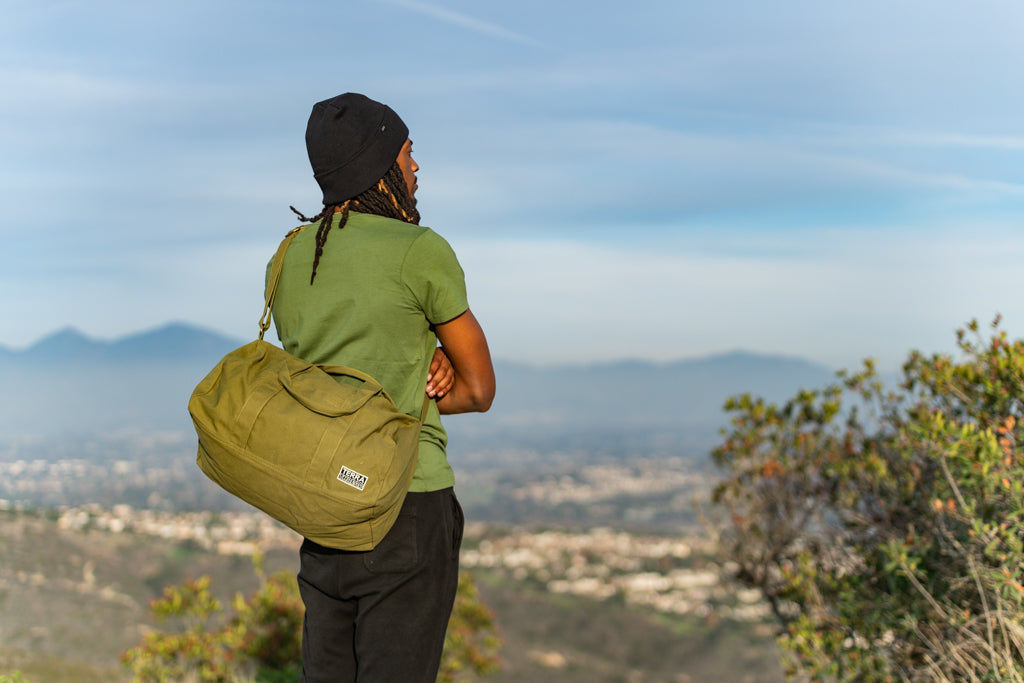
[{"xmin": 305, "ymin": 93, "xmax": 409, "ymax": 206}]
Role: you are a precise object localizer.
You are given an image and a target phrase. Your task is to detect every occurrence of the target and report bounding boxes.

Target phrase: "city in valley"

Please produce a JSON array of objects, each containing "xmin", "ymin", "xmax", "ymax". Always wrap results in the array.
[
  {"xmin": 0, "ymin": 442, "xmax": 771, "ymax": 631},
  {"xmin": 0, "ymin": 432, "xmax": 795, "ymax": 683}
]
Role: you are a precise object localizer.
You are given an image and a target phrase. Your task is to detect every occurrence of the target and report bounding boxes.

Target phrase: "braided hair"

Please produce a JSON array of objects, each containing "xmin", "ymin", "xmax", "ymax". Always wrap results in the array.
[{"xmin": 290, "ymin": 161, "xmax": 420, "ymax": 284}]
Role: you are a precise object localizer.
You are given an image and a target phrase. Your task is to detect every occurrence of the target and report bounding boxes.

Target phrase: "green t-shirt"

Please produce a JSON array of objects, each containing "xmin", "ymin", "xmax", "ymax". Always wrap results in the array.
[{"xmin": 268, "ymin": 211, "xmax": 469, "ymax": 492}]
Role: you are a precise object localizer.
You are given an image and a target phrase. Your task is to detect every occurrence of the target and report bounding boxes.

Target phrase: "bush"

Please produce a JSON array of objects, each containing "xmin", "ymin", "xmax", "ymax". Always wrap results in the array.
[
  {"xmin": 712, "ymin": 316, "xmax": 1024, "ymax": 681},
  {"xmin": 120, "ymin": 551, "xmax": 301, "ymax": 683},
  {"xmin": 439, "ymin": 573, "xmax": 501, "ymax": 683},
  {"xmin": 121, "ymin": 552, "xmax": 500, "ymax": 682}
]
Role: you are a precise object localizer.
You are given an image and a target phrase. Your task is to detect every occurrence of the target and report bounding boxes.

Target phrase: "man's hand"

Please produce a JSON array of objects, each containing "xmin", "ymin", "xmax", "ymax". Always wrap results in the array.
[{"xmin": 426, "ymin": 346, "xmax": 456, "ymax": 398}]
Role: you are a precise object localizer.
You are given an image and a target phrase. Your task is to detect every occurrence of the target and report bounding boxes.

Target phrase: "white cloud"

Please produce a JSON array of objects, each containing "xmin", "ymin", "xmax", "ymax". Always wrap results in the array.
[
  {"xmin": 0, "ymin": 66, "xmax": 153, "ymax": 104},
  {"xmin": 453, "ymin": 220, "xmax": 1024, "ymax": 369}
]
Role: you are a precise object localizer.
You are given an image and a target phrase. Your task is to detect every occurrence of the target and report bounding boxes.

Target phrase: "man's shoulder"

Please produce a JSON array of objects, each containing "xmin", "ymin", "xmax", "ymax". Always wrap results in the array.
[
  {"xmin": 347, "ymin": 212, "xmax": 447, "ymax": 246},
  {"xmin": 283, "ymin": 212, "xmax": 446, "ymax": 256},
  {"xmin": 350, "ymin": 211, "xmax": 426, "ymax": 231}
]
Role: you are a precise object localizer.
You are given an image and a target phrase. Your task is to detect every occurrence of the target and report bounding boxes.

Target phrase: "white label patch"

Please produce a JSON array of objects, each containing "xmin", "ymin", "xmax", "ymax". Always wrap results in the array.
[{"xmin": 337, "ymin": 466, "xmax": 369, "ymax": 491}]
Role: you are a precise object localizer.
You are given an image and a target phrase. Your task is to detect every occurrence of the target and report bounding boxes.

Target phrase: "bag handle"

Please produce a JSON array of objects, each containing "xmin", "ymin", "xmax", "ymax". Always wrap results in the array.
[
  {"xmin": 281, "ymin": 365, "xmax": 431, "ymax": 422},
  {"xmin": 258, "ymin": 226, "xmax": 431, "ymax": 424},
  {"xmin": 318, "ymin": 363, "xmax": 384, "ymax": 388},
  {"xmin": 320, "ymin": 365, "xmax": 431, "ymax": 423},
  {"xmin": 278, "ymin": 367, "xmax": 377, "ymax": 417}
]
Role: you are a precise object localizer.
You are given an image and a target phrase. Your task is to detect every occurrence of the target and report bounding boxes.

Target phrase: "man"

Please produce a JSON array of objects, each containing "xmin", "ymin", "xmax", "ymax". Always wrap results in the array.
[{"xmin": 271, "ymin": 92, "xmax": 495, "ymax": 682}]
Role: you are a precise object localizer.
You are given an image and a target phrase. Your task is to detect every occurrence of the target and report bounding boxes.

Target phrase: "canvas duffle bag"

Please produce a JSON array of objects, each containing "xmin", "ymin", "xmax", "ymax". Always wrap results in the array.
[{"xmin": 188, "ymin": 227, "xmax": 425, "ymax": 551}]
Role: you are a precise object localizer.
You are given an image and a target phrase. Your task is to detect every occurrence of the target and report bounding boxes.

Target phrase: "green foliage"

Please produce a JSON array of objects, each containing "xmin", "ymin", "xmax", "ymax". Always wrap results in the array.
[
  {"xmin": 439, "ymin": 572, "xmax": 502, "ymax": 682},
  {"xmin": 120, "ymin": 550, "xmax": 302, "ymax": 683},
  {"xmin": 0, "ymin": 673, "xmax": 32, "ymax": 683},
  {"xmin": 713, "ymin": 316, "xmax": 1024, "ymax": 681},
  {"xmin": 121, "ymin": 551, "xmax": 500, "ymax": 683}
]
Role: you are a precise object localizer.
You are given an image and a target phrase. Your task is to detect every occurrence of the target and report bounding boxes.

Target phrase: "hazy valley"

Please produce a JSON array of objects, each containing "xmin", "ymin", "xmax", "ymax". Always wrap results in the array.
[{"xmin": 0, "ymin": 322, "xmax": 834, "ymax": 681}]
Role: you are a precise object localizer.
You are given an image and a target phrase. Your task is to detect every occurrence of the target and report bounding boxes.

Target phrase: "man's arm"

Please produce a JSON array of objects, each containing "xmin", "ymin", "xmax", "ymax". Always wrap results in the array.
[{"xmin": 433, "ymin": 309, "xmax": 495, "ymax": 414}]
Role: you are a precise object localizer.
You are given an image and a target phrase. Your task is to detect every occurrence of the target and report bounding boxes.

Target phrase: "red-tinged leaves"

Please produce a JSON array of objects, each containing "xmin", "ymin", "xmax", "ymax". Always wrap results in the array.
[{"xmin": 712, "ymin": 315, "xmax": 1024, "ymax": 682}]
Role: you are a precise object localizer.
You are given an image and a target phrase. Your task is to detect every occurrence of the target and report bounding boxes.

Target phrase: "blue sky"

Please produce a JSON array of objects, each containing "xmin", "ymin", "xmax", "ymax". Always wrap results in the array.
[{"xmin": 2, "ymin": 0, "xmax": 1023, "ymax": 370}]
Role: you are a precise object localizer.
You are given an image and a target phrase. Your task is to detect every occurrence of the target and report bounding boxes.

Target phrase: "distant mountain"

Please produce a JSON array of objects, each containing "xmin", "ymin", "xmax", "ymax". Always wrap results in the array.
[
  {"xmin": 0, "ymin": 323, "xmax": 839, "ymax": 458},
  {"xmin": 17, "ymin": 327, "xmax": 108, "ymax": 362},
  {"xmin": 460, "ymin": 351, "xmax": 837, "ymax": 456},
  {"xmin": 111, "ymin": 322, "xmax": 245, "ymax": 361},
  {"xmin": 7, "ymin": 322, "xmax": 243, "ymax": 364},
  {"xmin": 0, "ymin": 323, "xmax": 244, "ymax": 439}
]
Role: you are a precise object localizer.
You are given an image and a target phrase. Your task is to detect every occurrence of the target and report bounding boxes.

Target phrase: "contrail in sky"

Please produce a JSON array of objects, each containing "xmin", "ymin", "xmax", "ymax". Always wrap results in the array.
[{"xmin": 378, "ymin": 0, "xmax": 538, "ymax": 45}]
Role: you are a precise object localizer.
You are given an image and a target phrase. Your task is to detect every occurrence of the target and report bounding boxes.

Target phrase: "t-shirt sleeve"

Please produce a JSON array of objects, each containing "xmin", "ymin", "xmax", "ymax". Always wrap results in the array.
[{"xmin": 402, "ymin": 229, "xmax": 469, "ymax": 324}]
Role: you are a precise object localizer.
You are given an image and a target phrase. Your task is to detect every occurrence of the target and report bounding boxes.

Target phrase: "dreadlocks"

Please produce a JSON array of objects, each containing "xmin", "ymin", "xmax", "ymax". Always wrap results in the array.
[{"xmin": 291, "ymin": 161, "xmax": 420, "ymax": 285}]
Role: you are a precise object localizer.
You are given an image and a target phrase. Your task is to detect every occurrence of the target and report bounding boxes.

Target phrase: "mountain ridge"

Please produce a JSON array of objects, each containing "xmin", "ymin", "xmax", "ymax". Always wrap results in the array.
[
  {"xmin": 4, "ymin": 323, "xmax": 831, "ymax": 372},
  {"xmin": 0, "ymin": 322, "xmax": 838, "ymax": 452},
  {"xmin": 3, "ymin": 322, "xmax": 244, "ymax": 363}
]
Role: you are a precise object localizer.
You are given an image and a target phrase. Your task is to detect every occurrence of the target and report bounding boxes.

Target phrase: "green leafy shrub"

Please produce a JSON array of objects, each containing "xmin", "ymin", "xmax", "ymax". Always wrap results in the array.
[
  {"xmin": 439, "ymin": 572, "xmax": 501, "ymax": 683},
  {"xmin": 121, "ymin": 551, "xmax": 500, "ymax": 682},
  {"xmin": 713, "ymin": 316, "xmax": 1024, "ymax": 681},
  {"xmin": 121, "ymin": 551, "xmax": 302, "ymax": 683}
]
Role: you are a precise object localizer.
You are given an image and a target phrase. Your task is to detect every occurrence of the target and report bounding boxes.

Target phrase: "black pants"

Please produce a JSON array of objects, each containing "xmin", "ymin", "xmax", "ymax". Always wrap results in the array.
[{"xmin": 298, "ymin": 487, "xmax": 464, "ymax": 683}]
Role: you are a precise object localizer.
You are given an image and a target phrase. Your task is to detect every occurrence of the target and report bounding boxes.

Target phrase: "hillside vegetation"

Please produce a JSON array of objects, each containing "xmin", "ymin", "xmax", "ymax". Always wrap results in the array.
[
  {"xmin": 714, "ymin": 317, "xmax": 1024, "ymax": 681},
  {"xmin": 0, "ymin": 509, "xmax": 296, "ymax": 682}
]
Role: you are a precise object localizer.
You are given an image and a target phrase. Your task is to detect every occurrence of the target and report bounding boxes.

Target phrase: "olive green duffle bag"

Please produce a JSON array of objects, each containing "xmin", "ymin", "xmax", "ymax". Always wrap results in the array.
[{"xmin": 188, "ymin": 227, "xmax": 425, "ymax": 551}]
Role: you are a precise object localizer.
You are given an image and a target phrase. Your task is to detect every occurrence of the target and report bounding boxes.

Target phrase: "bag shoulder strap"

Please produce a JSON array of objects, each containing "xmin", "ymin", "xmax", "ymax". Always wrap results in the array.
[
  {"xmin": 259, "ymin": 225, "xmax": 432, "ymax": 425},
  {"xmin": 417, "ymin": 392, "xmax": 431, "ymax": 423},
  {"xmin": 259, "ymin": 226, "xmax": 304, "ymax": 340}
]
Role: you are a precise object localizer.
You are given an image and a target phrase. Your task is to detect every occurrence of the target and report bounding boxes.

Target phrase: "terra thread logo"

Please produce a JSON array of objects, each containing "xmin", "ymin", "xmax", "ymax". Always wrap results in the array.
[{"xmin": 337, "ymin": 466, "xmax": 369, "ymax": 491}]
